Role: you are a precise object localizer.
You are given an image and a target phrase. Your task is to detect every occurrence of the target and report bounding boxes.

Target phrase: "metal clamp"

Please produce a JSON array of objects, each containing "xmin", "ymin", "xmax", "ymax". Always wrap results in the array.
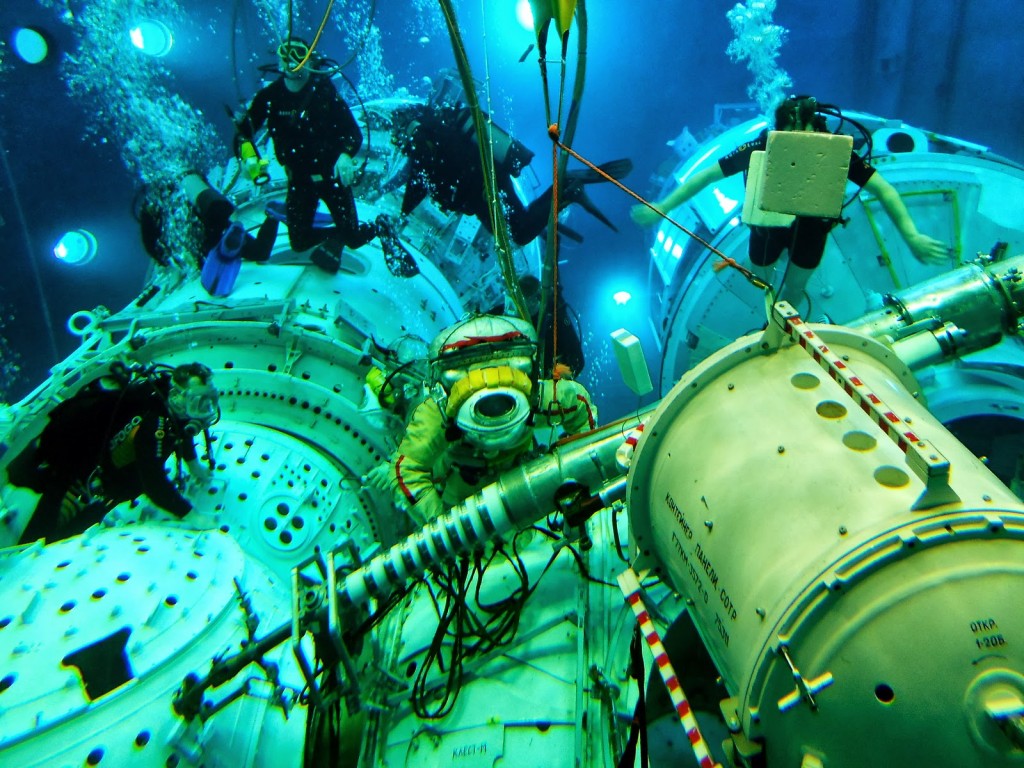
[{"xmin": 776, "ymin": 645, "xmax": 834, "ymax": 713}]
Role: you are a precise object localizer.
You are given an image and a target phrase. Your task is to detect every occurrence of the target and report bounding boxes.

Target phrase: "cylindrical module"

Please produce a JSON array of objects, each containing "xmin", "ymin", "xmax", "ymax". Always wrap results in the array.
[
  {"xmin": 628, "ymin": 323, "xmax": 1024, "ymax": 767},
  {"xmin": 851, "ymin": 254, "xmax": 1024, "ymax": 353}
]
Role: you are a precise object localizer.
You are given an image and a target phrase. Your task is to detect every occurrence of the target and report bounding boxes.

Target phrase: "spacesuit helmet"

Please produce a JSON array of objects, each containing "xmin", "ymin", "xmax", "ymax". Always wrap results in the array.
[
  {"xmin": 429, "ymin": 314, "xmax": 537, "ymax": 452},
  {"xmin": 167, "ymin": 362, "xmax": 220, "ymax": 436}
]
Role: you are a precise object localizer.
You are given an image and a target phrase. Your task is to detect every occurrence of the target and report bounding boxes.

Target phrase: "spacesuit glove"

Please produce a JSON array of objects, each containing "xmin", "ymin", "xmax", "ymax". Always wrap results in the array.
[
  {"xmin": 614, "ymin": 421, "xmax": 647, "ymax": 471},
  {"xmin": 101, "ymin": 506, "xmax": 132, "ymax": 528},
  {"xmin": 408, "ymin": 493, "xmax": 443, "ymax": 528},
  {"xmin": 139, "ymin": 504, "xmax": 178, "ymax": 524},
  {"xmin": 334, "ymin": 153, "xmax": 360, "ymax": 187},
  {"xmin": 630, "ymin": 203, "xmax": 662, "ymax": 228},
  {"xmin": 363, "ymin": 461, "xmax": 397, "ymax": 493}
]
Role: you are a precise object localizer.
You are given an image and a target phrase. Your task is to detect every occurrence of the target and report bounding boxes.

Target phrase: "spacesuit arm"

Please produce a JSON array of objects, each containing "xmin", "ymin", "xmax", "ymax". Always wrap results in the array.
[
  {"xmin": 557, "ymin": 380, "xmax": 598, "ymax": 435},
  {"xmin": 392, "ymin": 398, "xmax": 448, "ymax": 526},
  {"xmin": 537, "ymin": 379, "xmax": 598, "ymax": 439},
  {"xmin": 863, "ymin": 172, "xmax": 949, "ymax": 264}
]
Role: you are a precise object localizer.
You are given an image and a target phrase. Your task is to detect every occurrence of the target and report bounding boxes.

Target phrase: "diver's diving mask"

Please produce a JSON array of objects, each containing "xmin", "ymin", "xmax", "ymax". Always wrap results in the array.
[
  {"xmin": 277, "ymin": 39, "xmax": 310, "ymax": 72},
  {"xmin": 168, "ymin": 380, "xmax": 220, "ymax": 436}
]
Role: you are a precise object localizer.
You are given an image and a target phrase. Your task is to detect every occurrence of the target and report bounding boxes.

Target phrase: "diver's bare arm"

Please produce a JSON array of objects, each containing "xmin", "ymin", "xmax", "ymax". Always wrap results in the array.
[
  {"xmin": 864, "ymin": 172, "xmax": 948, "ymax": 263},
  {"xmin": 631, "ymin": 164, "xmax": 724, "ymax": 226}
]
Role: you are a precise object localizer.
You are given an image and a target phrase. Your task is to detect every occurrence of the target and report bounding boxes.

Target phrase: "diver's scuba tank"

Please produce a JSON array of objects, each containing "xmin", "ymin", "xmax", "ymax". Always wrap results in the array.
[{"xmin": 453, "ymin": 107, "xmax": 534, "ymax": 177}]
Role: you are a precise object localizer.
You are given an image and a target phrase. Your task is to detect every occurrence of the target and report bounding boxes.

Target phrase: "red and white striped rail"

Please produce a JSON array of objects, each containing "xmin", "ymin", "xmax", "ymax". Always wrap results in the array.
[
  {"xmin": 617, "ymin": 568, "xmax": 721, "ymax": 768},
  {"xmin": 771, "ymin": 303, "xmax": 955, "ymax": 507}
]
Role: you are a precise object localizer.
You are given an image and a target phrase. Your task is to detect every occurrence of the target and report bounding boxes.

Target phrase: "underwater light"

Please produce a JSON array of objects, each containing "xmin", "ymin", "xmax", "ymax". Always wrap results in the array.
[
  {"xmin": 53, "ymin": 229, "xmax": 98, "ymax": 266},
  {"xmin": 129, "ymin": 19, "xmax": 174, "ymax": 57},
  {"xmin": 12, "ymin": 27, "xmax": 50, "ymax": 65},
  {"xmin": 516, "ymin": 0, "xmax": 534, "ymax": 31},
  {"xmin": 613, "ymin": 291, "xmax": 632, "ymax": 306}
]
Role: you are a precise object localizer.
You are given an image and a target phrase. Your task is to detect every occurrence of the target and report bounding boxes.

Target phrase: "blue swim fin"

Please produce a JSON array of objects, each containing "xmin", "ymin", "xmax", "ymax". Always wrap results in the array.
[{"xmin": 201, "ymin": 221, "xmax": 246, "ymax": 296}]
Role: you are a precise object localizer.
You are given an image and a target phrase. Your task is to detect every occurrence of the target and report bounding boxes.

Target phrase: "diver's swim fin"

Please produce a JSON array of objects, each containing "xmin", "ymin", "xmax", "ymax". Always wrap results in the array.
[
  {"xmin": 558, "ymin": 224, "xmax": 584, "ymax": 243},
  {"xmin": 562, "ymin": 181, "xmax": 618, "ymax": 232},
  {"xmin": 201, "ymin": 221, "xmax": 246, "ymax": 296},
  {"xmin": 574, "ymin": 190, "xmax": 617, "ymax": 231},
  {"xmin": 564, "ymin": 158, "xmax": 633, "ymax": 185}
]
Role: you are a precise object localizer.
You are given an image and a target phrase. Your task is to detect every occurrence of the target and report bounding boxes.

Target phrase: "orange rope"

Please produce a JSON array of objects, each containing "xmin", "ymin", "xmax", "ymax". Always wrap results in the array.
[
  {"xmin": 548, "ymin": 126, "xmax": 565, "ymax": 397},
  {"xmin": 546, "ymin": 126, "xmax": 768, "ymax": 291},
  {"xmin": 549, "ymin": 123, "xmax": 561, "ymax": 391}
]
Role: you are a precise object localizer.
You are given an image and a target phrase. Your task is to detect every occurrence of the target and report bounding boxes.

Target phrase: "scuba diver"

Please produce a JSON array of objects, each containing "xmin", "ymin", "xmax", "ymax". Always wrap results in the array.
[
  {"xmin": 631, "ymin": 95, "xmax": 949, "ymax": 308},
  {"xmin": 235, "ymin": 36, "xmax": 380, "ymax": 273},
  {"xmin": 371, "ymin": 314, "xmax": 597, "ymax": 527},
  {"xmin": 487, "ymin": 274, "xmax": 586, "ymax": 376},
  {"xmin": 137, "ymin": 172, "xmax": 278, "ymax": 295},
  {"xmin": 8, "ymin": 362, "xmax": 219, "ymax": 544},
  {"xmin": 391, "ymin": 102, "xmax": 632, "ymax": 246}
]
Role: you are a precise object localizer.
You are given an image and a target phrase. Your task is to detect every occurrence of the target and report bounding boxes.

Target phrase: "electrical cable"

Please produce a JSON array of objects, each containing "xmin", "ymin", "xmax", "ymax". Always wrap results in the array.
[
  {"xmin": 610, "ymin": 503, "xmax": 630, "ymax": 564},
  {"xmin": 531, "ymin": 525, "xmax": 618, "ymax": 588},
  {"xmin": 409, "ymin": 525, "xmax": 575, "ymax": 719},
  {"xmin": 286, "ymin": 0, "xmax": 336, "ymax": 73},
  {"xmin": 333, "ymin": 0, "xmax": 379, "ymax": 72}
]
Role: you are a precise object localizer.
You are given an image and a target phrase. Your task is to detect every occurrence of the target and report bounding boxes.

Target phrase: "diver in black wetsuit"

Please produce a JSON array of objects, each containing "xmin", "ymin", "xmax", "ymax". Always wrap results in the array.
[
  {"xmin": 391, "ymin": 103, "xmax": 631, "ymax": 246},
  {"xmin": 137, "ymin": 172, "xmax": 277, "ymax": 271},
  {"xmin": 236, "ymin": 37, "xmax": 377, "ymax": 266},
  {"xmin": 8, "ymin": 363, "xmax": 219, "ymax": 544},
  {"xmin": 631, "ymin": 95, "xmax": 948, "ymax": 308}
]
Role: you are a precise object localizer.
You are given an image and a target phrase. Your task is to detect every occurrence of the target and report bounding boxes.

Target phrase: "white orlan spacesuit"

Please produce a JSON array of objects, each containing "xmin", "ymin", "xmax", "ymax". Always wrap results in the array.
[{"xmin": 389, "ymin": 314, "xmax": 597, "ymax": 526}]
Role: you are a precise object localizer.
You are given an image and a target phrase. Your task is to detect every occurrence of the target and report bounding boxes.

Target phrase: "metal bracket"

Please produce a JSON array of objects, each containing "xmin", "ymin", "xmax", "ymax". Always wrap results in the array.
[
  {"xmin": 290, "ymin": 548, "xmax": 363, "ymax": 713},
  {"xmin": 776, "ymin": 644, "xmax": 834, "ymax": 713},
  {"xmin": 771, "ymin": 302, "xmax": 961, "ymax": 511}
]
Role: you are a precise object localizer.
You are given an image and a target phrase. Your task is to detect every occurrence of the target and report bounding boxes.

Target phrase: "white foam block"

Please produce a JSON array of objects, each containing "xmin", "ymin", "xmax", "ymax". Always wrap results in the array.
[
  {"xmin": 760, "ymin": 131, "xmax": 853, "ymax": 218},
  {"xmin": 742, "ymin": 151, "xmax": 796, "ymax": 227}
]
